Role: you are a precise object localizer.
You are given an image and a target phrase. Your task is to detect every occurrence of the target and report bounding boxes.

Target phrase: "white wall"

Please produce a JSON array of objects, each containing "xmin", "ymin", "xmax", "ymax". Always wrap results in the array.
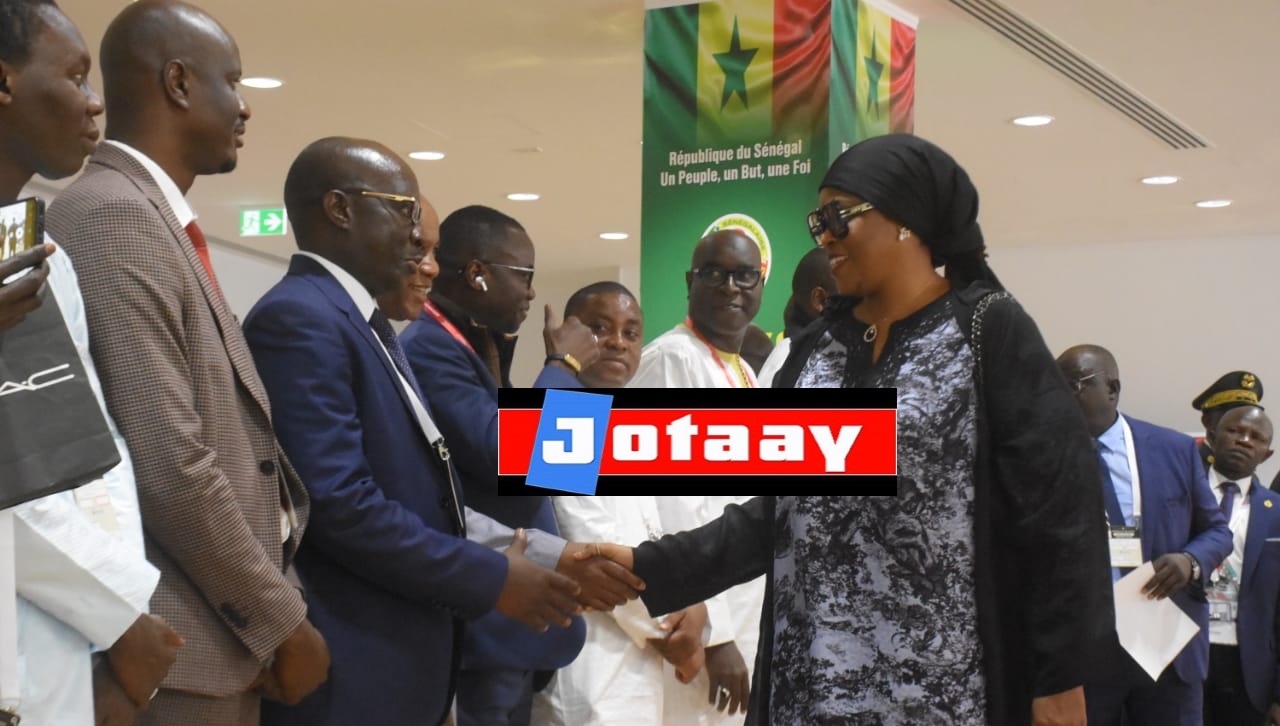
[
  {"xmin": 208, "ymin": 241, "xmax": 288, "ymax": 319},
  {"xmin": 994, "ymin": 233, "xmax": 1280, "ymax": 484}
]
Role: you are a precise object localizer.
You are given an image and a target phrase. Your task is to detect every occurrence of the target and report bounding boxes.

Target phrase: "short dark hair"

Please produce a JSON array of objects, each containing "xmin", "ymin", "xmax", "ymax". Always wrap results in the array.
[
  {"xmin": 0, "ymin": 0, "xmax": 57, "ymax": 65},
  {"xmin": 565, "ymin": 281, "xmax": 637, "ymax": 319},
  {"xmin": 437, "ymin": 205, "xmax": 524, "ymax": 267}
]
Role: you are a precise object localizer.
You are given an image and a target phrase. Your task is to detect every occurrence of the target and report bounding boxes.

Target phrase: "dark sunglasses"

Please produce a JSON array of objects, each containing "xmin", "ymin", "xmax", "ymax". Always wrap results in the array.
[{"xmin": 807, "ymin": 201, "xmax": 875, "ymax": 245}]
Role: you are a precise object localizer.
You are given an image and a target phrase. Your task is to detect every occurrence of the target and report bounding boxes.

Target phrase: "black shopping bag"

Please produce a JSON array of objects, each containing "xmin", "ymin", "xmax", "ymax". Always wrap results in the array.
[{"xmin": 0, "ymin": 285, "xmax": 120, "ymax": 509}]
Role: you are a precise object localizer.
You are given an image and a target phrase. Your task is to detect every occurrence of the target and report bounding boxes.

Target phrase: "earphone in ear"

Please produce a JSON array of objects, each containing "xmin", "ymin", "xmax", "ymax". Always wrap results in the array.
[{"xmin": 476, "ymin": 277, "xmax": 489, "ymax": 292}]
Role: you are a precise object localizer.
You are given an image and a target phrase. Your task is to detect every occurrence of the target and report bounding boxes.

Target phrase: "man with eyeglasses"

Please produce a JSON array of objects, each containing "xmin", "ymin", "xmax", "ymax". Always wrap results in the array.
[
  {"xmin": 399, "ymin": 205, "xmax": 639, "ymax": 726},
  {"xmin": 244, "ymin": 139, "xmax": 615, "ymax": 726},
  {"xmin": 1056, "ymin": 344, "xmax": 1231, "ymax": 726},
  {"xmin": 629, "ymin": 229, "xmax": 762, "ymax": 389}
]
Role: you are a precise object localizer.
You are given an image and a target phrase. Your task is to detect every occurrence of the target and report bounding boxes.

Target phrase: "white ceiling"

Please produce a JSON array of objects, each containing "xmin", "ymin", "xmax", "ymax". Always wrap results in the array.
[{"xmin": 51, "ymin": 0, "xmax": 1280, "ymax": 276}]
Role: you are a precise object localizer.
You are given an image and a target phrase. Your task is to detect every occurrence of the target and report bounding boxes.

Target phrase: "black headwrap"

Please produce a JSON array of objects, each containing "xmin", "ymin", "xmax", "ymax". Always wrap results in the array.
[{"xmin": 820, "ymin": 133, "xmax": 1001, "ymax": 290}]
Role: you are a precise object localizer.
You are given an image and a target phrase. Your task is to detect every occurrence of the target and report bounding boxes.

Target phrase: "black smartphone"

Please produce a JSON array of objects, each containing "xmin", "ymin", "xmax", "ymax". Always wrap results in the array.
[{"xmin": 0, "ymin": 196, "xmax": 45, "ymax": 261}]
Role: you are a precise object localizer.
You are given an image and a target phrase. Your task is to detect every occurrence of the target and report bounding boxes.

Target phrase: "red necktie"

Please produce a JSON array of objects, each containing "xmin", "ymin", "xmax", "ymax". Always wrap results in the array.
[{"xmin": 184, "ymin": 220, "xmax": 222, "ymax": 297}]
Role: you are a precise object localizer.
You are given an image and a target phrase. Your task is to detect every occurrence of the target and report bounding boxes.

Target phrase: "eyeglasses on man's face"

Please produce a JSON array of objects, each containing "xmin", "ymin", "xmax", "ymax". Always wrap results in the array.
[
  {"xmin": 691, "ymin": 264, "xmax": 762, "ymax": 290},
  {"xmin": 807, "ymin": 200, "xmax": 875, "ymax": 245},
  {"xmin": 354, "ymin": 189, "xmax": 422, "ymax": 226},
  {"xmin": 481, "ymin": 260, "xmax": 535, "ymax": 287},
  {"xmin": 1067, "ymin": 372, "xmax": 1099, "ymax": 393}
]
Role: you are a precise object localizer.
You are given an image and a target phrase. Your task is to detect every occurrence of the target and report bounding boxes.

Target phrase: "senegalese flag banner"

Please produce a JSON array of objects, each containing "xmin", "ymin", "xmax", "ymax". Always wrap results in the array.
[{"xmin": 640, "ymin": 0, "xmax": 916, "ymax": 343}]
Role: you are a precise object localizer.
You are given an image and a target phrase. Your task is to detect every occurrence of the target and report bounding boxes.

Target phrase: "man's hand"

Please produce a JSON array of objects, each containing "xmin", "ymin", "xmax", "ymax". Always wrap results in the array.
[
  {"xmin": 497, "ymin": 528, "xmax": 583, "ymax": 632},
  {"xmin": 648, "ymin": 603, "xmax": 707, "ymax": 674},
  {"xmin": 671, "ymin": 647, "xmax": 706, "ymax": 685},
  {"xmin": 705, "ymin": 641, "xmax": 749, "ymax": 715},
  {"xmin": 0, "ymin": 243, "xmax": 53, "ymax": 332},
  {"xmin": 107, "ymin": 613, "xmax": 184, "ymax": 708},
  {"xmin": 92, "ymin": 655, "xmax": 139, "ymax": 726},
  {"xmin": 574, "ymin": 541, "xmax": 635, "ymax": 572},
  {"xmin": 1267, "ymin": 702, "xmax": 1280, "ymax": 726},
  {"xmin": 543, "ymin": 304, "xmax": 599, "ymax": 372},
  {"xmin": 1031, "ymin": 686, "xmax": 1086, "ymax": 726},
  {"xmin": 557, "ymin": 541, "xmax": 645, "ymax": 611},
  {"xmin": 261, "ymin": 618, "xmax": 330, "ymax": 705},
  {"xmin": 1143, "ymin": 553, "xmax": 1193, "ymax": 600}
]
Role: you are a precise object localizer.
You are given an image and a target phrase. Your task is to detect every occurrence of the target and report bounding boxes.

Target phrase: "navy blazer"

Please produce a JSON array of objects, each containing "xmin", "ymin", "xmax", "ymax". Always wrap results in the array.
[
  {"xmin": 1125, "ymin": 415, "xmax": 1233, "ymax": 684},
  {"xmin": 399, "ymin": 306, "xmax": 584, "ymax": 672},
  {"xmin": 245, "ymin": 256, "xmax": 508, "ymax": 726},
  {"xmin": 1236, "ymin": 479, "xmax": 1280, "ymax": 713}
]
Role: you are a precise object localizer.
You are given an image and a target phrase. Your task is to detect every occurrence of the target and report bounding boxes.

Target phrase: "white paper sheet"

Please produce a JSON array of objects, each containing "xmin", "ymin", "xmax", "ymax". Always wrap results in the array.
[{"xmin": 1113, "ymin": 562, "xmax": 1201, "ymax": 680}]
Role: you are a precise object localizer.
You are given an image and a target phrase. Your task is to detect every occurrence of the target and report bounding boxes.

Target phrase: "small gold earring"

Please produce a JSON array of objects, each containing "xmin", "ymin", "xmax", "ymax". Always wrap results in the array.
[{"xmin": 898, "ymin": 227, "xmax": 911, "ymax": 241}]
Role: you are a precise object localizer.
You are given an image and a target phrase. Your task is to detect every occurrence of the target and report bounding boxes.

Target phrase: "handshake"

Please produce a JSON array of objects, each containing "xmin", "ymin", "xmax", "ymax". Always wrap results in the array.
[{"xmin": 496, "ymin": 534, "xmax": 639, "ymax": 631}]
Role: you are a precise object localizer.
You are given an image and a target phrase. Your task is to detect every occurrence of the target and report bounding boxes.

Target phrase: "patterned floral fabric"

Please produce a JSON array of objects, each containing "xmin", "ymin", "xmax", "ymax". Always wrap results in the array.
[{"xmin": 773, "ymin": 296, "xmax": 986, "ymax": 724}]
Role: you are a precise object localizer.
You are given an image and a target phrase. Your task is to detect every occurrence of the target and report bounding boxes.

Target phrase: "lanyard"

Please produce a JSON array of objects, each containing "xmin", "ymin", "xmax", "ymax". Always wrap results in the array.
[
  {"xmin": 682, "ymin": 318, "xmax": 757, "ymax": 389},
  {"xmin": 1119, "ymin": 416, "xmax": 1142, "ymax": 522},
  {"xmin": 422, "ymin": 300, "xmax": 475, "ymax": 355}
]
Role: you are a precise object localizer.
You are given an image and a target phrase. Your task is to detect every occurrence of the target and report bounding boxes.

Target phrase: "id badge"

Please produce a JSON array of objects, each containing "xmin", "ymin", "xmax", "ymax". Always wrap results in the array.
[
  {"xmin": 1108, "ymin": 525, "xmax": 1142, "ymax": 568},
  {"xmin": 72, "ymin": 481, "xmax": 120, "ymax": 535}
]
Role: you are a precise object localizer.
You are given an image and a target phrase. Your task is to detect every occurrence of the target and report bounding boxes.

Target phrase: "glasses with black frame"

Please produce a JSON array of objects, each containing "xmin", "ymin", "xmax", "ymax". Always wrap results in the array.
[
  {"xmin": 807, "ymin": 200, "xmax": 875, "ymax": 245},
  {"xmin": 348, "ymin": 189, "xmax": 422, "ymax": 226},
  {"xmin": 690, "ymin": 264, "xmax": 762, "ymax": 290}
]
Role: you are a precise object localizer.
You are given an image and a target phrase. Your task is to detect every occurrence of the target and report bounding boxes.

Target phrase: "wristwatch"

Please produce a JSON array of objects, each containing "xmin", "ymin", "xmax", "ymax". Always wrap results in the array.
[{"xmin": 1182, "ymin": 552, "xmax": 1201, "ymax": 581}]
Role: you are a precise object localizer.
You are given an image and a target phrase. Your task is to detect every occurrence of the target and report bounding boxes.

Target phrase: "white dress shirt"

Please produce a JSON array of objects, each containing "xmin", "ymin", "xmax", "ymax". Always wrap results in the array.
[
  {"xmin": 4, "ymin": 243, "xmax": 159, "ymax": 725},
  {"xmin": 1208, "ymin": 467, "xmax": 1251, "ymax": 645}
]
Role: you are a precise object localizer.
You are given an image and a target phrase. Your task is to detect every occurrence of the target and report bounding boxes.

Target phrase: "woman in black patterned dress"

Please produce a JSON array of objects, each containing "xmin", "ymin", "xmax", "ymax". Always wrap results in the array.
[{"xmin": 604, "ymin": 135, "xmax": 1115, "ymax": 726}]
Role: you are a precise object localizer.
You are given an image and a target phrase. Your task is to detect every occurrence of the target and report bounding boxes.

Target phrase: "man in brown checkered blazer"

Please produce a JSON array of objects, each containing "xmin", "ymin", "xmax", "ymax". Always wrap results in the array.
[{"xmin": 47, "ymin": 2, "xmax": 329, "ymax": 723}]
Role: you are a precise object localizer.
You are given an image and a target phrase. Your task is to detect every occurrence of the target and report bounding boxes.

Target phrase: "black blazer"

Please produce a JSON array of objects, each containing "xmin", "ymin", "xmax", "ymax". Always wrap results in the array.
[{"xmin": 633, "ymin": 287, "xmax": 1114, "ymax": 726}]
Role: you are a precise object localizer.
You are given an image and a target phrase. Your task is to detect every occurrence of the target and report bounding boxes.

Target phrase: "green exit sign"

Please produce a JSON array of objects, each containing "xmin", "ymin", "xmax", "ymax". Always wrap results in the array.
[{"xmin": 240, "ymin": 208, "xmax": 288, "ymax": 237}]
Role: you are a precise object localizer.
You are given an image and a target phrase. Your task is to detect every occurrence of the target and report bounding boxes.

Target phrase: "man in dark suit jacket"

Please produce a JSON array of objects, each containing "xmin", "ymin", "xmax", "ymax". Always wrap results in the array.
[
  {"xmin": 1058, "ymin": 345, "xmax": 1232, "ymax": 726},
  {"xmin": 399, "ymin": 206, "xmax": 638, "ymax": 725},
  {"xmin": 1200, "ymin": 405, "xmax": 1280, "ymax": 725},
  {"xmin": 245, "ymin": 138, "xmax": 590, "ymax": 726},
  {"xmin": 47, "ymin": 2, "xmax": 329, "ymax": 722}
]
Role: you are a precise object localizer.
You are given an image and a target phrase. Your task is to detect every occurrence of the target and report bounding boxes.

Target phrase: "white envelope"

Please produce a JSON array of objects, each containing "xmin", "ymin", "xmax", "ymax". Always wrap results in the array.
[{"xmin": 1113, "ymin": 562, "xmax": 1201, "ymax": 680}]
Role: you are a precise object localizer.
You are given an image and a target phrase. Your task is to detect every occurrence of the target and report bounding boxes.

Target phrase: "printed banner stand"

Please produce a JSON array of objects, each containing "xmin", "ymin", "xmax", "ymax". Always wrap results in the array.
[{"xmin": 640, "ymin": 0, "xmax": 917, "ymax": 342}]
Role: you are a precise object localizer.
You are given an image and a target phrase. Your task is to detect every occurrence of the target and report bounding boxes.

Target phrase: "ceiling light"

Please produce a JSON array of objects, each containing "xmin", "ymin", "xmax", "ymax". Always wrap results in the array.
[
  {"xmin": 241, "ymin": 77, "xmax": 283, "ymax": 89},
  {"xmin": 1141, "ymin": 175, "xmax": 1179, "ymax": 185},
  {"xmin": 599, "ymin": 232, "xmax": 629, "ymax": 240},
  {"xmin": 1195, "ymin": 199, "xmax": 1232, "ymax": 208},
  {"xmin": 1011, "ymin": 115, "xmax": 1053, "ymax": 127},
  {"xmin": 408, "ymin": 151, "xmax": 446, "ymax": 161},
  {"xmin": 507, "ymin": 193, "xmax": 540, "ymax": 202}
]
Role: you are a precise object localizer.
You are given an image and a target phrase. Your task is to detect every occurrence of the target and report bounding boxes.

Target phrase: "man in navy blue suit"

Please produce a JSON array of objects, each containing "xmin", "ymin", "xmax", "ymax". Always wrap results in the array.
[
  {"xmin": 1057, "ymin": 345, "xmax": 1232, "ymax": 726},
  {"xmin": 243, "ymin": 138, "xmax": 590, "ymax": 726},
  {"xmin": 399, "ymin": 206, "xmax": 642, "ymax": 725},
  {"xmin": 1201, "ymin": 405, "xmax": 1280, "ymax": 726}
]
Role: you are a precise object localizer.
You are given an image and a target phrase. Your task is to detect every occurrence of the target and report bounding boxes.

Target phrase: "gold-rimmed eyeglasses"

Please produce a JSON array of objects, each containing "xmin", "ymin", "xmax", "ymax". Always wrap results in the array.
[{"xmin": 354, "ymin": 190, "xmax": 422, "ymax": 225}]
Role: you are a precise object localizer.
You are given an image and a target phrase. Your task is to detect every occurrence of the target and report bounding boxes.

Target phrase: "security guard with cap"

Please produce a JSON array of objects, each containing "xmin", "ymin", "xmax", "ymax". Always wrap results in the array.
[{"xmin": 1192, "ymin": 371, "xmax": 1264, "ymax": 470}]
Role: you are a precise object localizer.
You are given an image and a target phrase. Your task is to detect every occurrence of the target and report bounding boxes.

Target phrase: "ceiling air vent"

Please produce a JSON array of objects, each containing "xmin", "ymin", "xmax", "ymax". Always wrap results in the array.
[{"xmin": 949, "ymin": 0, "xmax": 1209, "ymax": 149}]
